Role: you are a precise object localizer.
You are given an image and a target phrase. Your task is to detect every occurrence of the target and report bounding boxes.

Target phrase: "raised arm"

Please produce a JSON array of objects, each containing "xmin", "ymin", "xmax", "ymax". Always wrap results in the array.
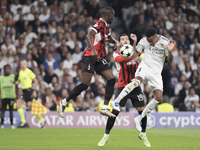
[
  {"xmin": 130, "ymin": 34, "xmax": 140, "ymax": 60},
  {"xmin": 167, "ymin": 40, "xmax": 176, "ymax": 63}
]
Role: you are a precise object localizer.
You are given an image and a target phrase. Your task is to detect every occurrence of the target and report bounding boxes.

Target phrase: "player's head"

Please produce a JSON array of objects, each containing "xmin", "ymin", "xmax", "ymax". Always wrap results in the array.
[
  {"xmin": 20, "ymin": 60, "xmax": 27, "ymax": 70},
  {"xmin": 145, "ymin": 27, "xmax": 157, "ymax": 45},
  {"xmin": 119, "ymin": 33, "xmax": 130, "ymax": 45},
  {"xmin": 4, "ymin": 64, "xmax": 11, "ymax": 75},
  {"xmin": 102, "ymin": 6, "xmax": 115, "ymax": 24}
]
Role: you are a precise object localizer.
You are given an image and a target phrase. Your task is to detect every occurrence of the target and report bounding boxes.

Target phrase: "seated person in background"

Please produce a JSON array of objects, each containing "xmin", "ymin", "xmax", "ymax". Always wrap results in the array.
[
  {"xmin": 157, "ymin": 95, "xmax": 174, "ymax": 112},
  {"xmin": 44, "ymin": 87, "xmax": 58, "ymax": 111},
  {"xmin": 184, "ymin": 87, "xmax": 199, "ymax": 111},
  {"xmin": 53, "ymin": 82, "xmax": 62, "ymax": 98},
  {"xmin": 44, "ymin": 66, "xmax": 58, "ymax": 84}
]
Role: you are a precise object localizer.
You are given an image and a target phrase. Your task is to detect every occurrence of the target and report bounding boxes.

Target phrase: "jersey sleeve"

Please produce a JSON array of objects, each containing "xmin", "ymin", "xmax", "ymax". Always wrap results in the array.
[
  {"xmin": 91, "ymin": 21, "xmax": 103, "ymax": 33},
  {"xmin": 136, "ymin": 38, "xmax": 145, "ymax": 53},
  {"xmin": 113, "ymin": 51, "xmax": 131, "ymax": 63},
  {"xmin": 28, "ymin": 70, "xmax": 36, "ymax": 79}
]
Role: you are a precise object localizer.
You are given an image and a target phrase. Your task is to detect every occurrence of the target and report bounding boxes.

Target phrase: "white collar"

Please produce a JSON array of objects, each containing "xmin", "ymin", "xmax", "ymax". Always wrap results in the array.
[{"xmin": 100, "ymin": 18, "xmax": 108, "ymax": 26}]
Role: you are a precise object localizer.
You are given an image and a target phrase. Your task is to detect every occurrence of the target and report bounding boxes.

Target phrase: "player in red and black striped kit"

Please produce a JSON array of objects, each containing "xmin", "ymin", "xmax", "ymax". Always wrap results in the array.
[
  {"xmin": 59, "ymin": 6, "xmax": 117, "ymax": 117},
  {"xmin": 98, "ymin": 34, "xmax": 151, "ymax": 147}
]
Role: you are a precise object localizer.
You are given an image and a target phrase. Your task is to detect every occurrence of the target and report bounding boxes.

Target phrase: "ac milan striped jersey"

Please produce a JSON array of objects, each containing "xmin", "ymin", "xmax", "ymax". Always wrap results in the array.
[
  {"xmin": 82, "ymin": 18, "xmax": 111, "ymax": 59},
  {"xmin": 113, "ymin": 50, "xmax": 139, "ymax": 87}
]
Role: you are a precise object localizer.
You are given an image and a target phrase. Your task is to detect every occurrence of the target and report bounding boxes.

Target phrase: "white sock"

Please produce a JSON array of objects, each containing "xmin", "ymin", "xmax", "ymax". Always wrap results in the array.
[
  {"xmin": 141, "ymin": 98, "xmax": 159, "ymax": 118},
  {"xmin": 61, "ymin": 98, "xmax": 68, "ymax": 106},
  {"xmin": 115, "ymin": 79, "xmax": 140, "ymax": 103},
  {"xmin": 104, "ymin": 133, "xmax": 109, "ymax": 138},
  {"xmin": 140, "ymin": 132, "xmax": 146, "ymax": 136},
  {"xmin": 102, "ymin": 105, "xmax": 108, "ymax": 109}
]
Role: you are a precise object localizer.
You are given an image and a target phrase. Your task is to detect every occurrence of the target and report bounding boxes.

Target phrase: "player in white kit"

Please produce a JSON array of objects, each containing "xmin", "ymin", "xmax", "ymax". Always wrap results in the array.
[{"xmin": 111, "ymin": 27, "xmax": 176, "ymax": 131}]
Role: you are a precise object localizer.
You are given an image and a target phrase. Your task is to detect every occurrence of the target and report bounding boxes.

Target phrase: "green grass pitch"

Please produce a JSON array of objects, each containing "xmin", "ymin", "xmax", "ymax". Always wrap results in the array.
[{"xmin": 0, "ymin": 128, "xmax": 200, "ymax": 150}]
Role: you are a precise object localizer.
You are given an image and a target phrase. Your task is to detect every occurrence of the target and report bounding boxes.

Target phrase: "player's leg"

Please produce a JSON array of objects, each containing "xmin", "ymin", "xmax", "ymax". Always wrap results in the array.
[
  {"xmin": 98, "ymin": 109, "xmax": 120, "ymax": 146},
  {"xmin": 137, "ymin": 107, "xmax": 151, "ymax": 147},
  {"xmin": 58, "ymin": 71, "xmax": 92, "ymax": 118},
  {"xmin": 98, "ymin": 88, "xmax": 126, "ymax": 146},
  {"xmin": 99, "ymin": 69, "xmax": 116, "ymax": 117},
  {"xmin": 112, "ymin": 65, "xmax": 145, "ymax": 111},
  {"xmin": 111, "ymin": 76, "xmax": 143, "ymax": 111},
  {"xmin": 1, "ymin": 99, "xmax": 7, "ymax": 128},
  {"xmin": 134, "ymin": 74, "xmax": 163, "ymax": 131},
  {"xmin": 8, "ymin": 100, "xmax": 15, "ymax": 129}
]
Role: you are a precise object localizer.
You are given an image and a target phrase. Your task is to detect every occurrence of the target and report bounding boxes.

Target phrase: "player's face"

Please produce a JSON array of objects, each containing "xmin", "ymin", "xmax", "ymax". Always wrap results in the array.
[
  {"xmin": 120, "ymin": 36, "xmax": 130, "ymax": 45},
  {"xmin": 5, "ymin": 66, "xmax": 11, "ymax": 75},
  {"xmin": 107, "ymin": 11, "xmax": 115, "ymax": 24},
  {"xmin": 146, "ymin": 36, "xmax": 154, "ymax": 45}
]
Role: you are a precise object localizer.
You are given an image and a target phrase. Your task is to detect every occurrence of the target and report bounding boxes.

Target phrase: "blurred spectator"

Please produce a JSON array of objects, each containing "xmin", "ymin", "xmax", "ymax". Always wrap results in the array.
[
  {"xmin": 0, "ymin": 51, "xmax": 6, "ymax": 74},
  {"xmin": 48, "ymin": 45, "xmax": 61, "ymax": 63},
  {"xmin": 179, "ymin": 80, "xmax": 191, "ymax": 106},
  {"xmin": 71, "ymin": 45, "xmax": 82, "ymax": 64},
  {"xmin": 26, "ymin": 53, "xmax": 38, "ymax": 69},
  {"xmin": 43, "ymin": 53, "xmax": 58, "ymax": 70},
  {"xmin": 25, "ymin": 25, "xmax": 37, "ymax": 45},
  {"xmin": 15, "ymin": 14, "xmax": 25, "ymax": 34},
  {"xmin": 44, "ymin": 66, "xmax": 58, "ymax": 84},
  {"xmin": 32, "ymin": 47, "xmax": 44, "ymax": 66},
  {"xmin": 182, "ymin": 61, "xmax": 192, "ymax": 79},
  {"xmin": 39, "ymin": 6, "xmax": 50, "ymax": 23},
  {"xmin": 54, "ymin": 61, "xmax": 64, "ymax": 85},
  {"xmin": 22, "ymin": 0, "xmax": 32, "ymax": 14},
  {"xmin": 44, "ymin": 87, "xmax": 57, "ymax": 111},
  {"xmin": 63, "ymin": 52, "xmax": 73, "ymax": 70},
  {"xmin": 17, "ymin": 34, "xmax": 27, "ymax": 54},
  {"xmin": 36, "ymin": 74, "xmax": 48, "ymax": 90},
  {"xmin": 66, "ymin": 32, "xmax": 82, "ymax": 50},
  {"xmin": 10, "ymin": 0, "xmax": 22, "ymax": 15},
  {"xmin": 52, "ymin": 82, "xmax": 62, "ymax": 98},
  {"xmin": 69, "ymin": 63, "xmax": 78, "ymax": 78},
  {"xmin": 174, "ymin": 74, "xmax": 186, "ymax": 96},
  {"xmin": 1, "ymin": 34, "xmax": 16, "ymax": 56},
  {"xmin": 184, "ymin": 87, "xmax": 199, "ymax": 111}
]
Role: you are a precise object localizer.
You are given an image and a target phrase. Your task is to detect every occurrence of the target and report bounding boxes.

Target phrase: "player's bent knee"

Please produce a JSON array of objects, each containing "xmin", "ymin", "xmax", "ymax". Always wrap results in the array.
[{"xmin": 107, "ymin": 78, "xmax": 116, "ymax": 86}]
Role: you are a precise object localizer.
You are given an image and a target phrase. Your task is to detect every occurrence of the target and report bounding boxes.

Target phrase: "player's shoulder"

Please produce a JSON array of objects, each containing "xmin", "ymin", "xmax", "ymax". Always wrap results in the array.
[
  {"xmin": 157, "ymin": 35, "xmax": 170, "ymax": 48},
  {"xmin": 93, "ymin": 19, "xmax": 104, "ymax": 26},
  {"xmin": 138, "ymin": 37, "xmax": 149, "ymax": 46}
]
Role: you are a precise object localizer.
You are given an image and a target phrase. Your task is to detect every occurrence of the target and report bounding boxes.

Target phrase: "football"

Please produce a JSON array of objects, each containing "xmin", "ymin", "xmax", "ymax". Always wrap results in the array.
[{"xmin": 120, "ymin": 44, "xmax": 134, "ymax": 58}]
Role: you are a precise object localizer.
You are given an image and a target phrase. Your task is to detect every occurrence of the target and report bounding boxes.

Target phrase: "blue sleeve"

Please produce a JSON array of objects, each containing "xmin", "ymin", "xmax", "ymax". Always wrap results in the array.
[
  {"xmin": 43, "ymin": 61, "xmax": 48, "ymax": 70},
  {"xmin": 53, "ymin": 61, "xmax": 58, "ymax": 69}
]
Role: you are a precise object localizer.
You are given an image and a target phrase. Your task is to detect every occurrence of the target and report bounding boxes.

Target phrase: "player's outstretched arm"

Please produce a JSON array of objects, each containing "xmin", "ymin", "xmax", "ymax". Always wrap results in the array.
[
  {"xmin": 130, "ymin": 34, "xmax": 140, "ymax": 60},
  {"xmin": 86, "ymin": 29, "xmax": 98, "ymax": 61},
  {"xmin": 167, "ymin": 40, "xmax": 176, "ymax": 63}
]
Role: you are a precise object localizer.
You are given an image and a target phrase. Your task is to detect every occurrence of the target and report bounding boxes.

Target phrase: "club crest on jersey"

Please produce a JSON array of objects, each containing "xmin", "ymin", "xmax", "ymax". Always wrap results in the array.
[
  {"xmin": 23, "ymin": 77, "xmax": 26, "ymax": 80},
  {"xmin": 88, "ymin": 64, "xmax": 91, "ymax": 70},
  {"xmin": 160, "ymin": 44, "xmax": 164, "ymax": 48}
]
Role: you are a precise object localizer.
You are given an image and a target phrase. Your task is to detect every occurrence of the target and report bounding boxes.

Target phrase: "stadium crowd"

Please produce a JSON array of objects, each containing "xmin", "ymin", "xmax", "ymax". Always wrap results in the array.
[{"xmin": 0, "ymin": 0, "xmax": 200, "ymax": 112}]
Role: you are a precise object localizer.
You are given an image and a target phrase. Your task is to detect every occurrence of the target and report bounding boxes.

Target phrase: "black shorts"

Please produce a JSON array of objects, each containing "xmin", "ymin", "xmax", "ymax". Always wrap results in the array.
[
  {"xmin": 21, "ymin": 88, "xmax": 33, "ymax": 103},
  {"xmin": 115, "ymin": 87, "xmax": 145, "ymax": 108},
  {"xmin": 81, "ymin": 56, "xmax": 110, "ymax": 75},
  {"xmin": 1, "ymin": 99, "xmax": 15, "ymax": 111}
]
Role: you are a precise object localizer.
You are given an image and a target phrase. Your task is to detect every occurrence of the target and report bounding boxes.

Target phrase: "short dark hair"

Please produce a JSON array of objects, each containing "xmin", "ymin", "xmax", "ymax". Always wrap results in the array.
[
  {"xmin": 102, "ymin": 6, "xmax": 114, "ymax": 15},
  {"xmin": 119, "ymin": 33, "xmax": 128, "ymax": 41},
  {"xmin": 3, "ymin": 64, "xmax": 11, "ymax": 70},
  {"xmin": 145, "ymin": 27, "xmax": 157, "ymax": 38}
]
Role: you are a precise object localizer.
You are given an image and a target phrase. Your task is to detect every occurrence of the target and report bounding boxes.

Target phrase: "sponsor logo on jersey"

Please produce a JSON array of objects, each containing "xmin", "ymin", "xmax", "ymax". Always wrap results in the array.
[
  {"xmin": 87, "ymin": 64, "xmax": 90, "ymax": 70},
  {"xmin": 23, "ymin": 77, "xmax": 26, "ymax": 80},
  {"xmin": 115, "ymin": 102, "xmax": 119, "ymax": 107}
]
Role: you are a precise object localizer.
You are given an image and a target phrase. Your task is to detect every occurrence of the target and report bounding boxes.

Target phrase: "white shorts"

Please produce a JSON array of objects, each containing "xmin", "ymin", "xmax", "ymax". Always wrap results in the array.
[{"xmin": 135, "ymin": 63, "xmax": 163, "ymax": 91}]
